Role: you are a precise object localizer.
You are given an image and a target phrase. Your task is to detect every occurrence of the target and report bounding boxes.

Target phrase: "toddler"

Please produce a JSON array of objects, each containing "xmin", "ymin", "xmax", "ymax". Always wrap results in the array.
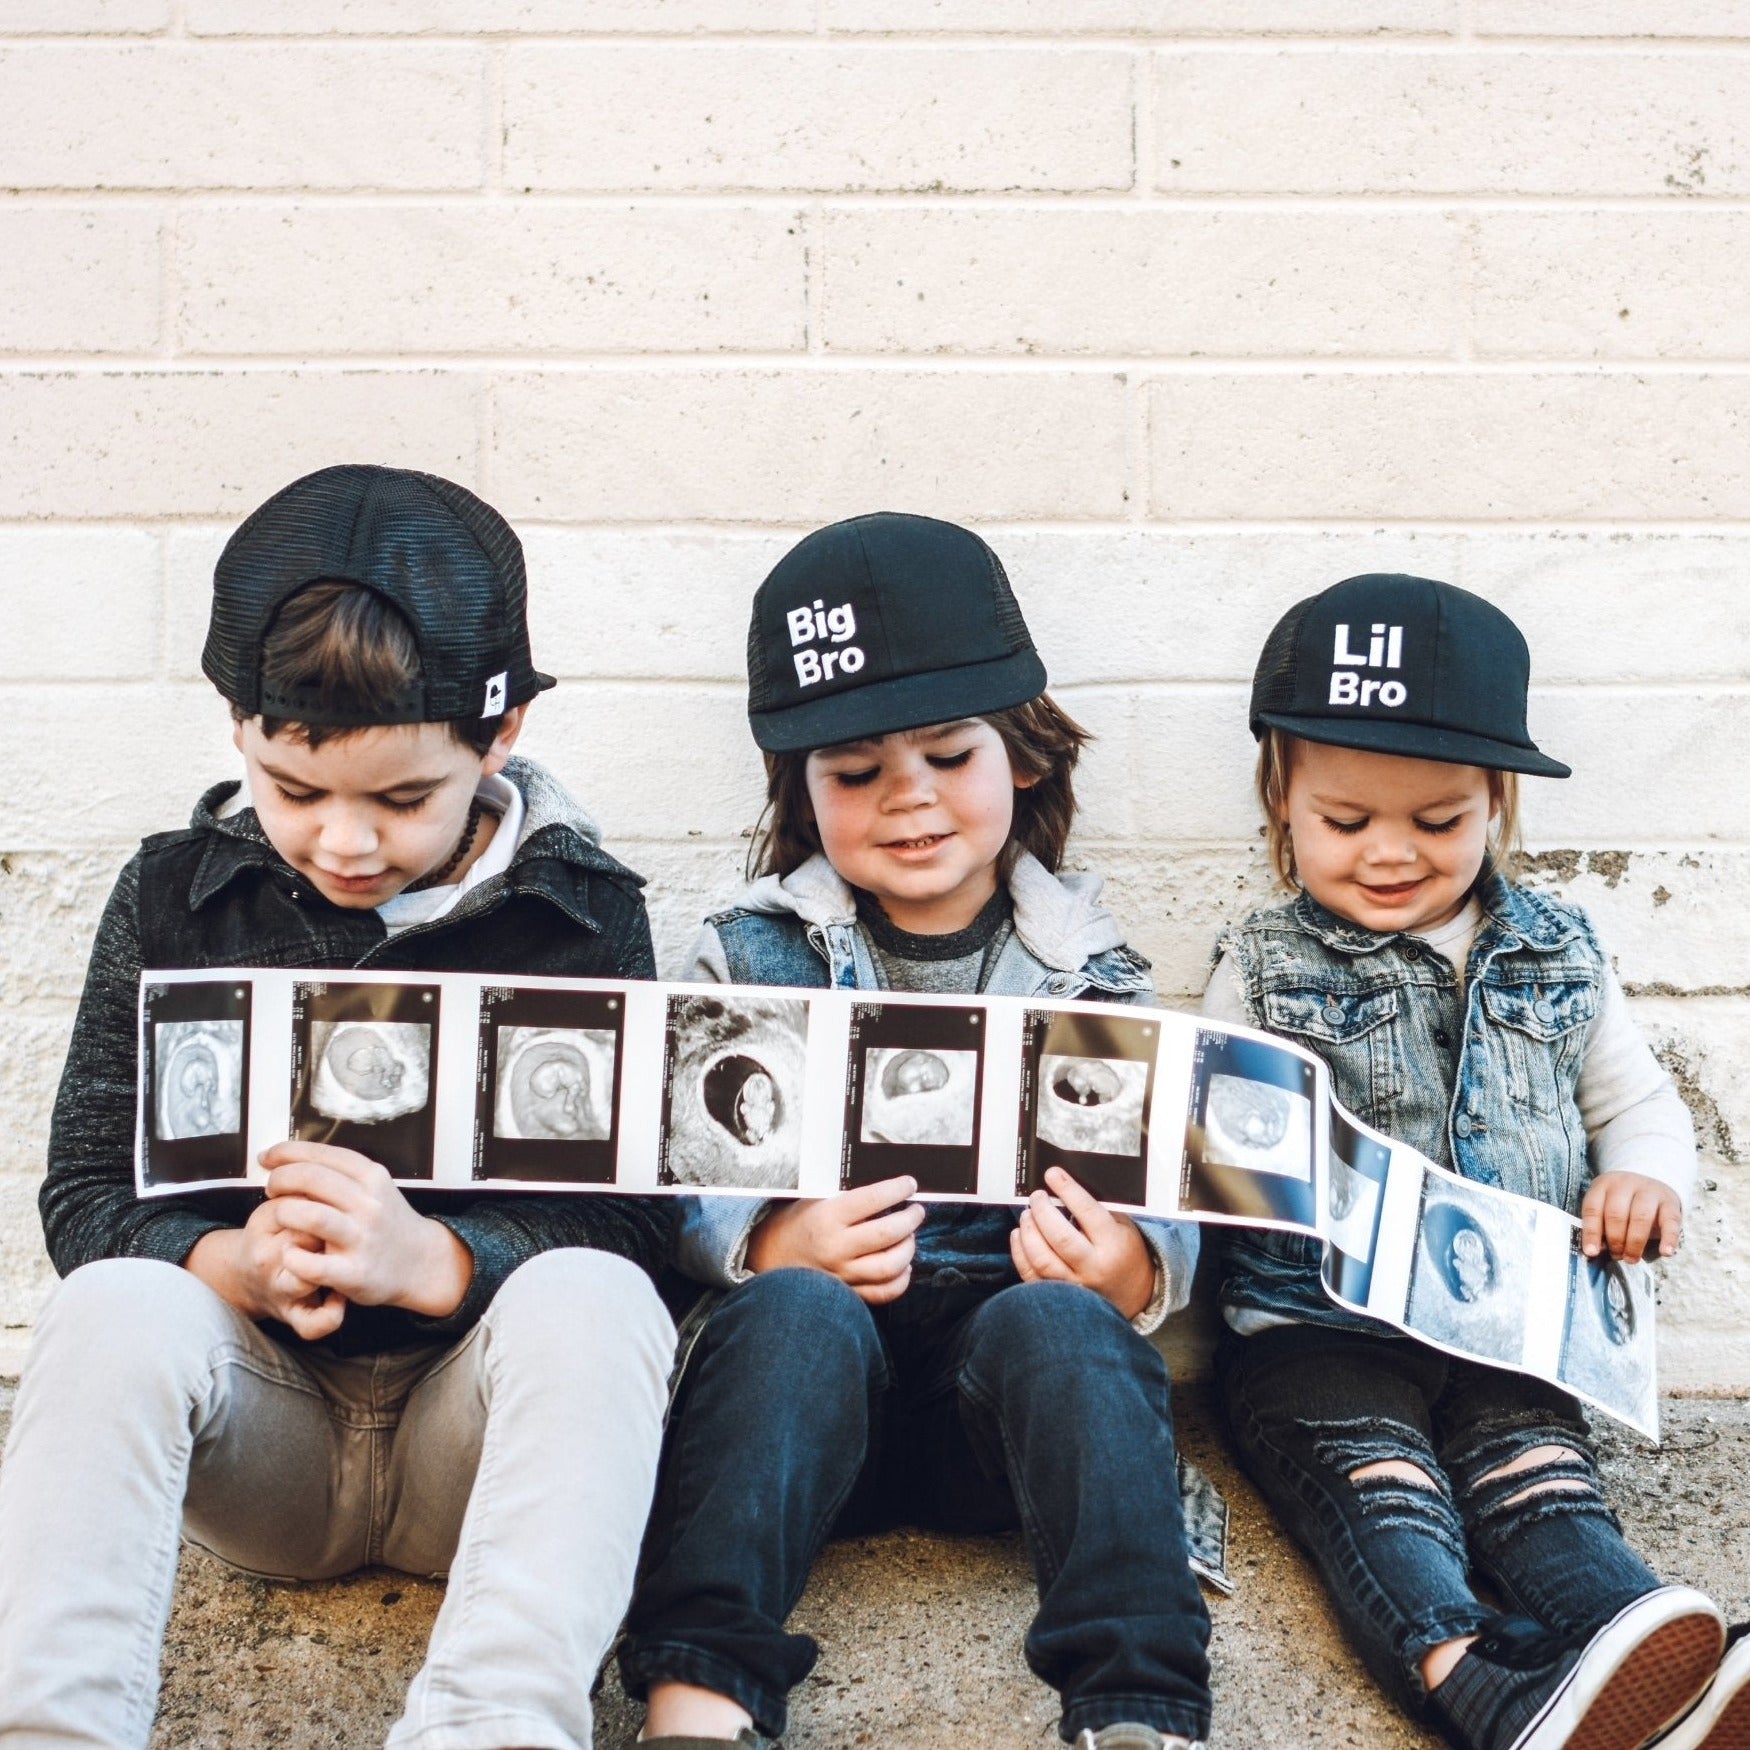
[{"xmin": 1206, "ymin": 573, "xmax": 1743, "ymax": 1750}]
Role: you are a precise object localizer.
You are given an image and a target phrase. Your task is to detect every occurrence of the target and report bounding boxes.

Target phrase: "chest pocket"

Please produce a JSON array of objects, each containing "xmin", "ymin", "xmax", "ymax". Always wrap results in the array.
[
  {"xmin": 1261, "ymin": 984, "xmax": 1401, "ymax": 1128},
  {"xmin": 1478, "ymin": 980, "xmax": 1597, "ymax": 1116},
  {"xmin": 1262, "ymin": 986, "xmax": 1398, "ymax": 1047}
]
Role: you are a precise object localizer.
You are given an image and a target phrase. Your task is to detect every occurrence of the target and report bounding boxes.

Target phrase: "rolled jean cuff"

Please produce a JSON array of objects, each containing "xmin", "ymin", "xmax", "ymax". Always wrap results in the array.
[
  {"xmin": 618, "ymin": 1641, "xmax": 793, "ymax": 1742},
  {"xmin": 1401, "ymin": 1607, "xmax": 1496, "ymax": 1701},
  {"xmin": 1057, "ymin": 1694, "xmax": 1211, "ymax": 1744}
]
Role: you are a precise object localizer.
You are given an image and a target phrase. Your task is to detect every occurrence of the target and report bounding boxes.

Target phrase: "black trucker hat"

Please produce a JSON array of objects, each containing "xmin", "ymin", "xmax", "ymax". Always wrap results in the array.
[
  {"xmin": 746, "ymin": 512, "xmax": 1046, "ymax": 753},
  {"xmin": 203, "ymin": 464, "xmax": 555, "ymax": 726},
  {"xmin": 1250, "ymin": 573, "xmax": 1570, "ymax": 778}
]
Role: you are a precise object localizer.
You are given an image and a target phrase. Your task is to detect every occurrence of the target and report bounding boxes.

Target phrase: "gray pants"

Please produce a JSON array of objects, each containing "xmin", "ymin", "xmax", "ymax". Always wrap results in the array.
[{"xmin": 0, "ymin": 1248, "xmax": 675, "ymax": 1750}]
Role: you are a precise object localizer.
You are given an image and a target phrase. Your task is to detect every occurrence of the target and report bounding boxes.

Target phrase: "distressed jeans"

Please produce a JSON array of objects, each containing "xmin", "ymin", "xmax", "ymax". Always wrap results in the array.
[
  {"xmin": 620, "ymin": 1268, "xmax": 1213, "ymax": 1744},
  {"xmin": 1217, "ymin": 1323, "xmax": 1661, "ymax": 1721},
  {"xmin": 0, "ymin": 1249, "xmax": 675, "ymax": 1750}
]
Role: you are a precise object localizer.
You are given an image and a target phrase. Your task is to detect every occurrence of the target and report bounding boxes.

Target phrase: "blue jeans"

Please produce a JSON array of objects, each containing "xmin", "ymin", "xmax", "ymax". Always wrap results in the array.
[
  {"xmin": 620, "ymin": 1269, "xmax": 1213, "ymax": 1743},
  {"xmin": 1217, "ymin": 1324, "xmax": 1660, "ymax": 1724}
]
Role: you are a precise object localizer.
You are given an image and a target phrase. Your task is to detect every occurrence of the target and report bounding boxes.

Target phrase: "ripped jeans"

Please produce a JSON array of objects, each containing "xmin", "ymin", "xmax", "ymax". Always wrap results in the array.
[{"xmin": 1218, "ymin": 1323, "xmax": 1660, "ymax": 1719}]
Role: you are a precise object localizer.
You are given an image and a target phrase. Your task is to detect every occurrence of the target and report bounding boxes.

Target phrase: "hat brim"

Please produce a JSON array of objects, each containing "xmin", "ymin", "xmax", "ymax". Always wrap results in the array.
[
  {"xmin": 1255, "ymin": 711, "xmax": 1571, "ymax": 779},
  {"xmin": 750, "ymin": 650, "xmax": 1048, "ymax": 754}
]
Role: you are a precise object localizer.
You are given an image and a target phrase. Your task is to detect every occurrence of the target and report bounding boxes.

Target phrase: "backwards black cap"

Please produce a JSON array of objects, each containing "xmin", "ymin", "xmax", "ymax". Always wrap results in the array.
[
  {"xmin": 747, "ymin": 512, "xmax": 1046, "ymax": 753},
  {"xmin": 204, "ymin": 463, "xmax": 555, "ymax": 726},
  {"xmin": 1250, "ymin": 573, "xmax": 1570, "ymax": 778}
]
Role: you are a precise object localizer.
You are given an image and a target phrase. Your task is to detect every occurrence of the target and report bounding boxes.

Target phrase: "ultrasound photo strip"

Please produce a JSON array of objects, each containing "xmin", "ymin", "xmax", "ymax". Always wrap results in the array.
[{"xmin": 134, "ymin": 968, "xmax": 1666, "ymax": 1438}]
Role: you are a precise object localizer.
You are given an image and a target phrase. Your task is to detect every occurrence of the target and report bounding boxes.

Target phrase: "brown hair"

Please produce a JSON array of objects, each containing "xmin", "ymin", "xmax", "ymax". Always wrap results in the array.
[
  {"xmin": 748, "ymin": 694, "xmax": 1092, "ymax": 881},
  {"xmin": 231, "ymin": 580, "xmax": 504, "ymax": 754},
  {"xmin": 1255, "ymin": 727, "xmax": 1522, "ymax": 890}
]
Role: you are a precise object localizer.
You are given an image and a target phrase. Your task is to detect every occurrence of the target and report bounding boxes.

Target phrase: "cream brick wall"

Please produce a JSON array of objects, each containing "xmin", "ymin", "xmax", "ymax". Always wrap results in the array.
[{"xmin": 2, "ymin": 5, "xmax": 1746, "ymax": 1395}]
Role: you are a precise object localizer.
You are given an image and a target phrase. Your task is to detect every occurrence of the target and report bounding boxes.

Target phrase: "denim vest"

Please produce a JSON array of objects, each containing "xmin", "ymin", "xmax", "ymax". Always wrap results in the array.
[
  {"xmin": 706, "ymin": 900, "xmax": 1154, "ymax": 1002},
  {"xmin": 1217, "ymin": 872, "xmax": 1606, "ymax": 1331}
]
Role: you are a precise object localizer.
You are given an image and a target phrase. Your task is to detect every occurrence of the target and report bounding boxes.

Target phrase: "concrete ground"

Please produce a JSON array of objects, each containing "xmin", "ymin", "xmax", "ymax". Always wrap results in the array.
[{"xmin": 0, "ymin": 1382, "xmax": 1744, "ymax": 1750}]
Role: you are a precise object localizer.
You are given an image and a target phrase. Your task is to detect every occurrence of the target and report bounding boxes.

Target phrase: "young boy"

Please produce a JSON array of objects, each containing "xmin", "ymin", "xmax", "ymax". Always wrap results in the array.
[{"xmin": 0, "ymin": 464, "xmax": 676, "ymax": 1750}]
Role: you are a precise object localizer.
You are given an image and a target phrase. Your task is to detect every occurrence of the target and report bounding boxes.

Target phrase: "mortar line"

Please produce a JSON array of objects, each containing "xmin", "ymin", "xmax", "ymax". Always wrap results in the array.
[
  {"xmin": 23, "ymin": 353, "xmax": 1750, "ymax": 374},
  {"xmin": 16, "ymin": 189, "xmax": 1750, "ymax": 211}
]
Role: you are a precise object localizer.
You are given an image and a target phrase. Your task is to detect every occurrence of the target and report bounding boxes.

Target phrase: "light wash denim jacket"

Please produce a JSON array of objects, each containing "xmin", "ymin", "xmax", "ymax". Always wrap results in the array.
[
  {"xmin": 1215, "ymin": 869, "xmax": 1614, "ymax": 1332},
  {"xmin": 673, "ymin": 850, "xmax": 1200, "ymax": 1336}
]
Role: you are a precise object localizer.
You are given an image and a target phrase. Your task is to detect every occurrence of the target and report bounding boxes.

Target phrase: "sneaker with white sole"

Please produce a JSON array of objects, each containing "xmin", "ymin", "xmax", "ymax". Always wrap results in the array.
[
  {"xmin": 1501, "ymin": 1585, "xmax": 1723, "ymax": 1750},
  {"xmin": 1649, "ymin": 1625, "xmax": 1750, "ymax": 1750},
  {"xmin": 1072, "ymin": 1729, "xmax": 1204, "ymax": 1750}
]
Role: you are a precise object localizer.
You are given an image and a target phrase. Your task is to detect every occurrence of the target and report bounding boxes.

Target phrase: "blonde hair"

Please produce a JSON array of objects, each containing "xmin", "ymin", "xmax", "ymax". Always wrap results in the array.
[{"xmin": 1255, "ymin": 727, "xmax": 1522, "ymax": 891}]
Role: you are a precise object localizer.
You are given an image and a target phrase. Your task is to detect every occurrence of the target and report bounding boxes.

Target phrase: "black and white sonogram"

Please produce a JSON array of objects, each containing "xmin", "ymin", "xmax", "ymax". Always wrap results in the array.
[
  {"xmin": 1181, "ymin": 1030, "xmax": 1318, "ymax": 1227},
  {"xmin": 1405, "ymin": 1175, "xmax": 1536, "ymax": 1365},
  {"xmin": 1018, "ymin": 1009, "xmax": 1158, "ymax": 1207},
  {"xmin": 1320, "ymin": 1108, "xmax": 1393, "ymax": 1309},
  {"xmin": 291, "ymin": 982, "xmax": 439, "ymax": 1180},
  {"xmin": 475, "ymin": 986, "xmax": 625, "ymax": 1183},
  {"xmin": 140, "ymin": 980, "xmax": 252, "ymax": 1186},
  {"xmin": 843, "ymin": 1003, "xmax": 985, "ymax": 1195},
  {"xmin": 1559, "ymin": 1246, "xmax": 1656, "ymax": 1434},
  {"xmin": 156, "ymin": 1022, "xmax": 244, "ymax": 1139},
  {"xmin": 498, "ymin": 1030, "xmax": 613, "ymax": 1139},
  {"xmin": 660, "ymin": 993, "xmax": 809, "ymax": 1190}
]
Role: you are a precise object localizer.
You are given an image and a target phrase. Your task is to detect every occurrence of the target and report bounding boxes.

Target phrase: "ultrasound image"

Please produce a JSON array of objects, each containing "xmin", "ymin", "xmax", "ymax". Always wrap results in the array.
[
  {"xmin": 1036, "ymin": 1054, "xmax": 1147, "ymax": 1157},
  {"xmin": 1405, "ymin": 1178, "xmax": 1537, "ymax": 1365},
  {"xmin": 154, "ymin": 1020, "xmax": 244, "ymax": 1140},
  {"xmin": 308, "ymin": 1021, "xmax": 432, "ymax": 1125},
  {"xmin": 1202, "ymin": 1073, "xmax": 1312, "ymax": 1179},
  {"xmin": 859, "ymin": 1047, "xmax": 978, "ymax": 1147},
  {"xmin": 494, "ymin": 1027, "xmax": 615, "ymax": 1142},
  {"xmin": 1559, "ymin": 1250, "xmax": 1656, "ymax": 1433},
  {"xmin": 661, "ymin": 993, "xmax": 809, "ymax": 1189}
]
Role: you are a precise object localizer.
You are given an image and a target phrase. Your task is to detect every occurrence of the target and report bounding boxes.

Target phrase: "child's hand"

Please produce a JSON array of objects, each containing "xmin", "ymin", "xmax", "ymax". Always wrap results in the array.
[
  {"xmin": 184, "ymin": 1201, "xmax": 347, "ymax": 1341},
  {"xmin": 1581, "ymin": 1171, "xmax": 1683, "ymax": 1262},
  {"xmin": 1011, "ymin": 1167, "xmax": 1157, "ymax": 1322},
  {"xmin": 744, "ymin": 1176, "xmax": 924, "ymax": 1305},
  {"xmin": 262, "ymin": 1141, "xmax": 475, "ymax": 1319}
]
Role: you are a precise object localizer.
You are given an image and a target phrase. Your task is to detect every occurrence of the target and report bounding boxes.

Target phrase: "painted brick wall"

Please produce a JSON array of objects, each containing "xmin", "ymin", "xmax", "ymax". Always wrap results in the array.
[{"xmin": 2, "ymin": 3, "xmax": 1747, "ymax": 1390}]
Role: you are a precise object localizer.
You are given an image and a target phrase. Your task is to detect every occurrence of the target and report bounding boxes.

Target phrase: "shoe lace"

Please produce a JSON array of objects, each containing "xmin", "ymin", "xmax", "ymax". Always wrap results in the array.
[{"xmin": 1466, "ymin": 1616, "xmax": 1587, "ymax": 1672}]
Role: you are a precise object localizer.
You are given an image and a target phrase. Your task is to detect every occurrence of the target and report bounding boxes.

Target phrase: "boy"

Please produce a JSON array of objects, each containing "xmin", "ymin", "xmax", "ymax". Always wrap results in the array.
[{"xmin": 0, "ymin": 464, "xmax": 676, "ymax": 1749}]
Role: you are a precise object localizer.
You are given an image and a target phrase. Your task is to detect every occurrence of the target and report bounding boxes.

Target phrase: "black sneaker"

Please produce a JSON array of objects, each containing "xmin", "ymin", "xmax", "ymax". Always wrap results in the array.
[{"xmin": 1439, "ymin": 1587, "xmax": 1723, "ymax": 1750}]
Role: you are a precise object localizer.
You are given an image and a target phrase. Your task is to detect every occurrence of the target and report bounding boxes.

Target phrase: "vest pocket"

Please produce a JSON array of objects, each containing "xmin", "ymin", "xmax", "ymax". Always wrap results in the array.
[
  {"xmin": 1478, "ymin": 980, "xmax": 1597, "ymax": 1045},
  {"xmin": 1261, "ymin": 985, "xmax": 1399, "ymax": 1047}
]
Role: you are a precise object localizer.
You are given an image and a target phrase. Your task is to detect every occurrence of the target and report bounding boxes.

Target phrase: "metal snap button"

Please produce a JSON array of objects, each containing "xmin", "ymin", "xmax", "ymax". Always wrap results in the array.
[
  {"xmin": 1322, "ymin": 1000, "xmax": 1345, "ymax": 1024},
  {"xmin": 1534, "ymin": 998, "xmax": 1556, "ymax": 1023},
  {"xmin": 1454, "ymin": 1113, "xmax": 1474, "ymax": 1137}
]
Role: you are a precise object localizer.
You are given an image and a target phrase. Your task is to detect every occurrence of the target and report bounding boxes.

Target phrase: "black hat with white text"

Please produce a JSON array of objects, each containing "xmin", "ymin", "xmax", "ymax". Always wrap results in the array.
[
  {"xmin": 204, "ymin": 463, "xmax": 554, "ymax": 726},
  {"xmin": 746, "ymin": 512, "xmax": 1046, "ymax": 753},
  {"xmin": 1250, "ymin": 573, "xmax": 1570, "ymax": 778}
]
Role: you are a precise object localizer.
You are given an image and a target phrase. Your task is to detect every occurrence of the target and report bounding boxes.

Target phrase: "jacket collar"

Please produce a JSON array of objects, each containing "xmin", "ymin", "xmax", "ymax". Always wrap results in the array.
[
  {"xmin": 729, "ymin": 849, "xmax": 1128, "ymax": 974},
  {"xmin": 185, "ymin": 755, "xmax": 631, "ymax": 935},
  {"xmin": 1289, "ymin": 867, "xmax": 1584, "ymax": 958}
]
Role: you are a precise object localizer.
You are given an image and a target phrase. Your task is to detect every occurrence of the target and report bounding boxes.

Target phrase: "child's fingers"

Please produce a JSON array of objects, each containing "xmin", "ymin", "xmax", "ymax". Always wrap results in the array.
[
  {"xmin": 838, "ymin": 1200, "xmax": 926, "ymax": 1259},
  {"xmin": 1013, "ymin": 1210, "xmax": 1070, "ymax": 1280},
  {"xmin": 1026, "ymin": 1188, "xmax": 1093, "ymax": 1267},
  {"xmin": 281, "ymin": 1290, "xmax": 347, "ymax": 1341},
  {"xmin": 1042, "ymin": 1168, "xmax": 1112, "ymax": 1235},
  {"xmin": 831, "ymin": 1176, "xmax": 919, "ymax": 1226},
  {"xmin": 1009, "ymin": 1226, "xmax": 1037, "ymax": 1283},
  {"xmin": 854, "ymin": 1265, "xmax": 912, "ymax": 1306},
  {"xmin": 1657, "ymin": 1198, "xmax": 1683, "ymax": 1257},
  {"xmin": 1620, "ymin": 1190, "xmax": 1663, "ymax": 1264},
  {"xmin": 264, "ymin": 1196, "xmax": 354, "ymax": 1250},
  {"xmin": 838, "ymin": 1234, "xmax": 916, "ymax": 1287},
  {"xmin": 259, "ymin": 1141, "xmax": 384, "ymax": 1182},
  {"xmin": 265, "ymin": 1160, "xmax": 366, "ymax": 1212},
  {"xmin": 1579, "ymin": 1183, "xmax": 1607, "ymax": 1259}
]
